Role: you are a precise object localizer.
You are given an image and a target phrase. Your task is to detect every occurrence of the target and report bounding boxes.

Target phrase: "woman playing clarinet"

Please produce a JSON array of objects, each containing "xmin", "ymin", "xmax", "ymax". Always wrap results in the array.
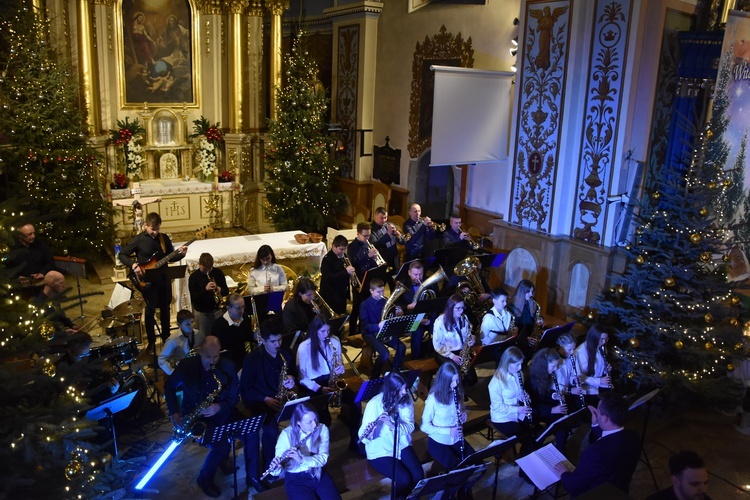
[
  {"xmin": 527, "ymin": 348, "xmax": 569, "ymax": 451},
  {"xmin": 433, "ymin": 294, "xmax": 477, "ymax": 387},
  {"xmin": 574, "ymin": 325, "xmax": 612, "ymax": 403},
  {"xmin": 358, "ymin": 372, "xmax": 423, "ymax": 498},
  {"xmin": 265, "ymin": 402, "xmax": 341, "ymax": 499}
]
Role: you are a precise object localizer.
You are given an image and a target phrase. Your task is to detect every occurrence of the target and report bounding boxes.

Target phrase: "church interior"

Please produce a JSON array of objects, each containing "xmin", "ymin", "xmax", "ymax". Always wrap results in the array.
[{"xmin": 1, "ymin": 0, "xmax": 750, "ymax": 497}]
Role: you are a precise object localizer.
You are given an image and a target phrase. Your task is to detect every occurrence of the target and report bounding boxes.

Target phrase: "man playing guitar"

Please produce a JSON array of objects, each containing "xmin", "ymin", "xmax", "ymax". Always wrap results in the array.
[{"xmin": 119, "ymin": 212, "xmax": 188, "ymax": 351}]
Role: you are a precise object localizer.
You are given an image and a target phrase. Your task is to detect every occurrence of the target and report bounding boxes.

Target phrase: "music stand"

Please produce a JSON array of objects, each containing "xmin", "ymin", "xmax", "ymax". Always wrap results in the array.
[
  {"xmin": 354, "ymin": 369, "xmax": 420, "ymax": 404},
  {"xmin": 433, "ymin": 247, "xmax": 469, "ymax": 276},
  {"xmin": 535, "ymin": 407, "xmax": 588, "ymax": 445},
  {"xmin": 535, "ymin": 322, "xmax": 576, "ymax": 351},
  {"xmin": 406, "ymin": 463, "xmax": 488, "ymax": 499},
  {"xmin": 471, "ymin": 335, "xmax": 518, "ymax": 368},
  {"xmin": 410, "ymin": 296, "xmax": 449, "ymax": 316},
  {"xmin": 628, "ymin": 386, "xmax": 668, "ymax": 490},
  {"xmin": 359, "ymin": 265, "xmax": 388, "ymax": 295},
  {"xmin": 201, "ymin": 415, "xmax": 266, "ymax": 500},
  {"xmin": 456, "ymin": 436, "xmax": 517, "ymax": 500},
  {"xmin": 276, "ymin": 394, "xmax": 333, "ymax": 423},
  {"xmin": 377, "ymin": 313, "xmax": 425, "ymax": 343},
  {"xmin": 54, "ymin": 255, "xmax": 88, "ymax": 320},
  {"xmin": 391, "ymin": 258, "xmax": 437, "ymax": 283},
  {"xmin": 86, "ymin": 390, "xmax": 138, "ymax": 461}
]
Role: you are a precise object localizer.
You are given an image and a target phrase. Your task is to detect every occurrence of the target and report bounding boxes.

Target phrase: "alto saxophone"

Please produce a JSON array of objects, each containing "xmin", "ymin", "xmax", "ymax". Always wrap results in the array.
[
  {"xmin": 172, "ymin": 365, "xmax": 223, "ymax": 441},
  {"xmin": 327, "ymin": 339, "xmax": 347, "ymax": 409},
  {"xmin": 275, "ymin": 352, "xmax": 297, "ymax": 404},
  {"xmin": 529, "ymin": 299, "xmax": 544, "ymax": 346},
  {"xmin": 458, "ymin": 316, "xmax": 473, "ymax": 375}
]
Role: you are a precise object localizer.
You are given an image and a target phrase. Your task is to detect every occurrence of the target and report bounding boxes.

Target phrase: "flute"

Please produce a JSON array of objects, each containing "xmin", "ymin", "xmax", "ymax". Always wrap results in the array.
[{"xmin": 260, "ymin": 424, "xmax": 322, "ymax": 480}]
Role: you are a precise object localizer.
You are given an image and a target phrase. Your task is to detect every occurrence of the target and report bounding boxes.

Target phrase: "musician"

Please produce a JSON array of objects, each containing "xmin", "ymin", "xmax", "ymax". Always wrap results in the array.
[
  {"xmin": 240, "ymin": 316, "xmax": 298, "ymax": 493},
  {"xmin": 403, "ymin": 203, "xmax": 435, "ymax": 261},
  {"xmin": 296, "ymin": 316, "xmax": 362, "ymax": 450},
  {"xmin": 8, "ymin": 223, "xmax": 55, "ymax": 281},
  {"xmin": 646, "ymin": 450, "xmax": 711, "ymax": 500},
  {"xmin": 188, "ymin": 252, "xmax": 228, "ymax": 336},
  {"xmin": 488, "ymin": 346, "xmax": 535, "ymax": 458},
  {"xmin": 370, "ymin": 206, "xmax": 404, "ymax": 273},
  {"xmin": 574, "ymin": 324, "xmax": 612, "ymax": 398},
  {"xmin": 267, "ymin": 403, "xmax": 341, "ymax": 499},
  {"xmin": 347, "ymin": 222, "xmax": 380, "ymax": 334},
  {"xmin": 395, "ymin": 261, "xmax": 434, "ymax": 359},
  {"xmin": 358, "ymin": 372, "xmax": 423, "ymax": 498},
  {"xmin": 480, "ymin": 287, "xmax": 516, "ymax": 346},
  {"xmin": 319, "ymin": 235, "xmax": 354, "ymax": 316},
  {"xmin": 360, "ymin": 278, "xmax": 406, "ymax": 379},
  {"xmin": 527, "ymin": 348, "xmax": 569, "ymax": 451},
  {"xmin": 165, "ymin": 336, "xmax": 239, "ymax": 498},
  {"xmin": 441, "ymin": 215, "xmax": 473, "ymax": 251},
  {"xmin": 433, "ymin": 294, "xmax": 477, "ymax": 387},
  {"xmin": 247, "ymin": 244, "xmax": 288, "ymax": 295},
  {"xmin": 118, "ymin": 212, "xmax": 188, "ymax": 349},
  {"xmin": 34, "ymin": 270, "xmax": 77, "ymax": 336},
  {"xmin": 508, "ymin": 279, "xmax": 544, "ymax": 357},
  {"xmin": 282, "ymin": 277, "xmax": 317, "ymax": 343},
  {"xmin": 554, "ymin": 334, "xmax": 586, "ymax": 411},
  {"xmin": 211, "ymin": 293, "xmax": 254, "ymax": 371},
  {"xmin": 158, "ymin": 309, "xmax": 205, "ymax": 376},
  {"xmin": 421, "ymin": 362, "xmax": 475, "ymax": 471},
  {"xmin": 552, "ymin": 392, "xmax": 640, "ymax": 497},
  {"xmin": 55, "ymin": 331, "xmax": 120, "ymax": 402}
]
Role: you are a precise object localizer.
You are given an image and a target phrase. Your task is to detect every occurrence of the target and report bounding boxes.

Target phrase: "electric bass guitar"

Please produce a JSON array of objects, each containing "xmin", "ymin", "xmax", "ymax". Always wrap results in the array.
[{"xmin": 128, "ymin": 226, "xmax": 212, "ymax": 292}]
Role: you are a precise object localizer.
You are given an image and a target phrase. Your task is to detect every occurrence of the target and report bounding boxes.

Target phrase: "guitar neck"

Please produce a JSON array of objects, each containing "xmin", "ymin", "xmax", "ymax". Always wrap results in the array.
[{"xmin": 153, "ymin": 238, "xmax": 196, "ymax": 269}]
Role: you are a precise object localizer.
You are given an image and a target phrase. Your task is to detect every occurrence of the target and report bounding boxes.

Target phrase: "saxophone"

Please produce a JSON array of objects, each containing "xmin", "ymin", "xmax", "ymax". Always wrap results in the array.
[
  {"xmin": 452, "ymin": 387, "xmax": 465, "ymax": 460},
  {"xmin": 458, "ymin": 316, "xmax": 473, "ymax": 375},
  {"xmin": 172, "ymin": 365, "xmax": 222, "ymax": 441},
  {"xmin": 529, "ymin": 299, "xmax": 544, "ymax": 346},
  {"xmin": 516, "ymin": 372, "xmax": 534, "ymax": 427},
  {"xmin": 275, "ymin": 352, "xmax": 297, "ymax": 404},
  {"xmin": 327, "ymin": 338, "xmax": 347, "ymax": 408}
]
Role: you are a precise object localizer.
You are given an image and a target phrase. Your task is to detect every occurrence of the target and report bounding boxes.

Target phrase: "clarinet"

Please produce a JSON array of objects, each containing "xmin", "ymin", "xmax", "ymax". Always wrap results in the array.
[
  {"xmin": 569, "ymin": 356, "xmax": 586, "ymax": 406},
  {"xmin": 516, "ymin": 372, "xmax": 534, "ymax": 428},
  {"xmin": 600, "ymin": 345, "xmax": 614, "ymax": 389},
  {"xmin": 452, "ymin": 387, "xmax": 465, "ymax": 461},
  {"xmin": 551, "ymin": 374, "xmax": 567, "ymax": 415}
]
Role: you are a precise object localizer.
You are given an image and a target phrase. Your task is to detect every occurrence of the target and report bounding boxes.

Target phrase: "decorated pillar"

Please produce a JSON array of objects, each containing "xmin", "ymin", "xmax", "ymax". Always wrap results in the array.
[
  {"xmin": 227, "ymin": 0, "xmax": 249, "ymax": 133},
  {"xmin": 77, "ymin": 0, "xmax": 102, "ymax": 135},
  {"xmin": 267, "ymin": 0, "xmax": 289, "ymax": 121},
  {"xmin": 245, "ymin": 0, "xmax": 265, "ymax": 131},
  {"xmin": 196, "ymin": 0, "xmax": 225, "ymax": 123}
]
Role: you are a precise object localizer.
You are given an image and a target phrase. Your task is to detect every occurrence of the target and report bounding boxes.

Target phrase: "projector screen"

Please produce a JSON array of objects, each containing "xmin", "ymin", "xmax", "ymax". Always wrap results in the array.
[{"xmin": 430, "ymin": 65, "xmax": 514, "ymax": 167}]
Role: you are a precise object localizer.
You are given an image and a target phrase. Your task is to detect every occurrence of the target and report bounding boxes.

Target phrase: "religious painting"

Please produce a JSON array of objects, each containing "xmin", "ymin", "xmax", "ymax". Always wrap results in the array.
[{"xmin": 118, "ymin": 0, "xmax": 197, "ymax": 107}]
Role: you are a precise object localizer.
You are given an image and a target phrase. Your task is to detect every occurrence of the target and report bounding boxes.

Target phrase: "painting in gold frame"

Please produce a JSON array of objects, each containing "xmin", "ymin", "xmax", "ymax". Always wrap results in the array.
[{"xmin": 117, "ymin": 0, "xmax": 198, "ymax": 107}]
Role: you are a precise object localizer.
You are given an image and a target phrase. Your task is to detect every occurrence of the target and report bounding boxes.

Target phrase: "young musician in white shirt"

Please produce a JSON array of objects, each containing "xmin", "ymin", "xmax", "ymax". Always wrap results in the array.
[
  {"xmin": 158, "ymin": 309, "xmax": 205, "ymax": 376},
  {"xmin": 433, "ymin": 294, "xmax": 477, "ymax": 387},
  {"xmin": 574, "ymin": 324, "xmax": 612, "ymax": 398},
  {"xmin": 247, "ymin": 244, "xmax": 288, "ymax": 295},
  {"xmin": 554, "ymin": 333, "xmax": 586, "ymax": 411},
  {"xmin": 480, "ymin": 287, "xmax": 517, "ymax": 345}
]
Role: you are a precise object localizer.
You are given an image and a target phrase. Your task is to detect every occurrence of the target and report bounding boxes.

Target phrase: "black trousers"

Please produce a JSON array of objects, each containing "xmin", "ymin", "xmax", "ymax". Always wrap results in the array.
[{"xmin": 143, "ymin": 279, "xmax": 172, "ymax": 345}]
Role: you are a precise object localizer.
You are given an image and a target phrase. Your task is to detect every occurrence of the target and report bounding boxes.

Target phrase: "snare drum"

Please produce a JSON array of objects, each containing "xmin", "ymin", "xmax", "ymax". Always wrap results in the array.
[
  {"xmin": 88, "ymin": 335, "xmax": 113, "ymax": 360},
  {"xmin": 106, "ymin": 337, "xmax": 139, "ymax": 365}
]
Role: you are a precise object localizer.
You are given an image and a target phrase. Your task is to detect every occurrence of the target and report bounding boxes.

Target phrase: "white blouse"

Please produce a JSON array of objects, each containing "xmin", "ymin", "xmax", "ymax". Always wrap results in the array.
[
  {"xmin": 480, "ymin": 307, "xmax": 513, "ymax": 345},
  {"xmin": 271, "ymin": 424, "xmax": 330, "ymax": 475},
  {"xmin": 358, "ymin": 392, "xmax": 415, "ymax": 460},
  {"xmin": 433, "ymin": 314, "xmax": 471, "ymax": 357},
  {"xmin": 296, "ymin": 336, "xmax": 343, "ymax": 392},
  {"xmin": 248, "ymin": 263, "xmax": 288, "ymax": 295},
  {"xmin": 420, "ymin": 393, "xmax": 465, "ymax": 446},
  {"xmin": 488, "ymin": 372, "xmax": 525, "ymax": 423},
  {"xmin": 574, "ymin": 344, "xmax": 607, "ymax": 395}
]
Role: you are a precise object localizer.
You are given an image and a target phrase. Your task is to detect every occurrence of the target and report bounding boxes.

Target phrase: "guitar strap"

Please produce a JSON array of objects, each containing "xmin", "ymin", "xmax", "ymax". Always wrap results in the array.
[{"xmin": 158, "ymin": 233, "xmax": 167, "ymax": 254}]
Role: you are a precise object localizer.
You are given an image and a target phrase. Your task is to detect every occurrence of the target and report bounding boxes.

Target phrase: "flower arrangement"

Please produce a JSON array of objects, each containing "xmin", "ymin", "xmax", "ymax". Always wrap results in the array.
[
  {"xmin": 190, "ymin": 116, "xmax": 224, "ymax": 182},
  {"xmin": 219, "ymin": 170, "xmax": 234, "ymax": 183},
  {"xmin": 111, "ymin": 173, "xmax": 128, "ymax": 189},
  {"xmin": 109, "ymin": 117, "xmax": 146, "ymax": 180}
]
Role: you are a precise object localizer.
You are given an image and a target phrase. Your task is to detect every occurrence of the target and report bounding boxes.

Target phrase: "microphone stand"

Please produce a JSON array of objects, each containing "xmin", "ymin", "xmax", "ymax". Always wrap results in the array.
[{"xmin": 391, "ymin": 409, "xmax": 399, "ymax": 500}]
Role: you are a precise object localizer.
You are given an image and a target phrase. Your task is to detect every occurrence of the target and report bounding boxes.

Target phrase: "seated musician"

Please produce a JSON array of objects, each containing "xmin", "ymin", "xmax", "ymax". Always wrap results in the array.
[
  {"xmin": 55, "ymin": 331, "xmax": 120, "ymax": 403},
  {"xmin": 347, "ymin": 222, "xmax": 380, "ymax": 335},
  {"xmin": 441, "ymin": 215, "xmax": 473, "ymax": 251},
  {"xmin": 266, "ymin": 402, "xmax": 341, "ymax": 499},
  {"xmin": 118, "ymin": 212, "xmax": 188, "ymax": 349},
  {"xmin": 360, "ymin": 278, "xmax": 406, "ymax": 379},
  {"xmin": 247, "ymin": 244, "xmax": 288, "ymax": 295},
  {"xmin": 488, "ymin": 347, "xmax": 535, "ymax": 460},
  {"xmin": 508, "ymin": 279, "xmax": 544, "ymax": 357},
  {"xmin": 319, "ymin": 235, "xmax": 355, "ymax": 317},
  {"xmin": 282, "ymin": 277, "xmax": 317, "ymax": 348},
  {"xmin": 211, "ymin": 293, "xmax": 254, "ymax": 371},
  {"xmin": 395, "ymin": 261, "xmax": 434, "ymax": 359},
  {"xmin": 8, "ymin": 223, "xmax": 55, "ymax": 281},
  {"xmin": 480, "ymin": 287, "xmax": 516, "ymax": 346},
  {"xmin": 552, "ymin": 393, "xmax": 640, "ymax": 497},
  {"xmin": 574, "ymin": 325, "xmax": 612, "ymax": 400},
  {"xmin": 432, "ymin": 294, "xmax": 477, "ymax": 387},
  {"xmin": 240, "ymin": 316, "xmax": 298, "ymax": 493},
  {"xmin": 554, "ymin": 333, "xmax": 586, "ymax": 412},
  {"xmin": 370, "ymin": 206, "xmax": 405, "ymax": 277},
  {"xmin": 159, "ymin": 309, "xmax": 205, "ymax": 376},
  {"xmin": 403, "ymin": 203, "xmax": 435, "ymax": 261},
  {"xmin": 34, "ymin": 270, "xmax": 78, "ymax": 337},
  {"xmin": 188, "ymin": 252, "xmax": 228, "ymax": 336},
  {"xmin": 296, "ymin": 316, "xmax": 363, "ymax": 451},
  {"xmin": 527, "ymin": 348, "xmax": 570, "ymax": 452},
  {"xmin": 164, "ymin": 336, "xmax": 239, "ymax": 498},
  {"xmin": 358, "ymin": 372, "xmax": 423, "ymax": 498},
  {"xmin": 646, "ymin": 450, "xmax": 711, "ymax": 500}
]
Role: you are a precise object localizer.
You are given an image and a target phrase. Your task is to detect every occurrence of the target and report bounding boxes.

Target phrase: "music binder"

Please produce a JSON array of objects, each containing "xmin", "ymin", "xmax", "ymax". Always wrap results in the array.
[{"xmin": 377, "ymin": 313, "xmax": 425, "ymax": 342}]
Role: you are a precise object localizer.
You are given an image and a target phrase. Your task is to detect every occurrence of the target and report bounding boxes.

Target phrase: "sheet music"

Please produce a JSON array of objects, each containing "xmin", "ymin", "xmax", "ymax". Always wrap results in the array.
[
  {"xmin": 225, "ymin": 275, "xmax": 238, "ymax": 288},
  {"xmin": 516, "ymin": 443, "xmax": 575, "ymax": 490},
  {"xmin": 108, "ymin": 283, "xmax": 132, "ymax": 310}
]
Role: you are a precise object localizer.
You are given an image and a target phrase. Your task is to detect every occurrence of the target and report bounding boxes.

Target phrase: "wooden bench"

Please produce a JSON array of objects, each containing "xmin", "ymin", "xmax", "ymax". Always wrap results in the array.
[{"xmin": 403, "ymin": 358, "xmax": 439, "ymax": 400}]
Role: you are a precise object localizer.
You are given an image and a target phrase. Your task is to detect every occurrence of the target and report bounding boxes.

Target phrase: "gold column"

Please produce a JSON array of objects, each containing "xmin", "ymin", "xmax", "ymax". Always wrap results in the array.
[
  {"xmin": 228, "ymin": 0, "xmax": 249, "ymax": 133},
  {"xmin": 267, "ymin": 0, "xmax": 289, "ymax": 121},
  {"xmin": 77, "ymin": 0, "xmax": 101, "ymax": 135}
]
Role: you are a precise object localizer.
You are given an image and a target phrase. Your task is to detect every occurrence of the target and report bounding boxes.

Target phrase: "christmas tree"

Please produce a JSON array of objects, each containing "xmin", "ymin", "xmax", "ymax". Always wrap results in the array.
[
  {"xmin": 589, "ymin": 41, "xmax": 750, "ymax": 409},
  {"xmin": 264, "ymin": 35, "xmax": 346, "ymax": 233},
  {"xmin": 0, "ymin": 4, "xmax": 114, "ymax": 259}
]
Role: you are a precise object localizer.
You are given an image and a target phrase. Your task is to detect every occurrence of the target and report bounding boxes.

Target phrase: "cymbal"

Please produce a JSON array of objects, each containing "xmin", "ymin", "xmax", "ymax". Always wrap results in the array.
[
  {"xmin": 98, "ymin": 317, "xmax": 127, "ymax": 329},
  {"xmin": 112, "ymin": 298, "xmax": 146, "ymax": 317}
]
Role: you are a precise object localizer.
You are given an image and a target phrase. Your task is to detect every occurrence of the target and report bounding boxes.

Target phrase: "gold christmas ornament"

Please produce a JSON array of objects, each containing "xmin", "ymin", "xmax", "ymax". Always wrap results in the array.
[
  {"xmin": 699, "ymin": 252, "xmax": 711, "ymax": 263},
  {"xmin": 735, "ymin": 342, "xmax": 746, "ymax": 351},
  {"xmin": 609, "ymin": 287, "xmax": 616, "ymax": 294},
  {"xmin": 65, "ymin": 459, "xmax": 84, "ymax": 481},
  {"xmin": 730, "ymin": 318, "xmax": 739, "ymax": 327},
  {"xmin": 707, "ymin": 181, "xmax": 717, "ymax": 190},
  {"xmin": 731, "ymin": 295, "xmax": 741, "ymax": 305},
  {"xmin": 690, "ymin": 233, "xmax": 702, "ymax": 244},
  {"xmin": 651, "ymin": 191, "xmax": 661, "ymax": 200},
  {"xmin": 625, "ymin": 243, "xmax": 632, "ymax": 250},
  {"xmin": 722, "ymin": 254, "xmax": 731, "ymax": 262},
  {"xmin": 629, "ymin": 337, "xmax": 639, "ymax": 348},
  {"xmin": 39, "ymin": 322, "xmax": 55, "ymax": 341},
  {"xmin": 664, "ymin": 277, "xmax": 675, "ymax": 287},
  {"xmin": 675, "ymin": 340, "xmax": 684, "ymax": 349},
  {"xmin": 704, "ymin": 313, "xmax": 714, "ymax": 323},
  {"xmin": 723, "ymin": 179, "xmax": 732, "ymax": 188},
  {"xmin": 699, "ymin": 207, "xmax": 708, "ymax": 217},
  {"xmin": 41, "ymin": 359, "xmax": 56, "ymax": 377},
  {"xmin": 706, "ymin": 129, "xmax": 714, "ymax": 139},
  {"xmin": 705, "ymin": 341, "xmax": 713, "ymax": 350},
  {"xmin": 728, "ymin": 363, "xmax": 735, "ymax": 372},
  {"xmin": 635, "ymin": 255, "xmax": 645, "ymax": 264},
  {"xmin": 627, "ymin": 372, "xmax": 635, "ymax": 379}
]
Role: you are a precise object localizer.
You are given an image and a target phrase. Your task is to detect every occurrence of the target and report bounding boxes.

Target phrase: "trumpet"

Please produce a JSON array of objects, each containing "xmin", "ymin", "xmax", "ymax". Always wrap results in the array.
[
  {"xmin": 209, "ymin": 276, "xmax": 222, "ymax": 306},
  {"xmin": 459, "ymin": 226, "xmax": 481, "ymax": 251},
  {"xmin": 385, "ymin": 222, "xmax": 404, "ymax": 239},
  {"xmin": 342, "ymin": 254, "xmax": 362, "ymax": 290},
  {"xmin": 365, "ymin": 240, "xmax": 387, "ymax": 267}
]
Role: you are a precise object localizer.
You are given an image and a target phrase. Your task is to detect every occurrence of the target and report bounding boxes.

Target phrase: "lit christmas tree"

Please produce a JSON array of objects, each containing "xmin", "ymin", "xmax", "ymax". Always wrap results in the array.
[
  {"xmin": 589, "ymin": 42, "xmax": 750, "ymax": 409},
  {"xmin": 0, "ymin": 5, "xmax": 114, "ymax": 258},
  {"xmin": 264, "ymin": 35, "xmax": 346, "ymax": 233}
]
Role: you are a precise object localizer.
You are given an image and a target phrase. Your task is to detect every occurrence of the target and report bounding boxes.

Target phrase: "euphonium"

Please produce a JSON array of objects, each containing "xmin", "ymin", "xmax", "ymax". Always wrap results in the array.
[
  {"xmin": 414, "ymin": 266, "xmax": 448, "ymax": 301},
  {"xmin": 381, "ymin": 281, "xmax": 408, "ymax": 321},
  {"xmin": 365, "ymin": 240, "xmax": 387, "ymax": 267},
  {"xmin": 276, "ymin": 352, "xmax": 298, "ymax": 404},
  {"xmin": 342, "ymin": 254, "xmax": 362, "ymax": 290},
  {"xmin": 327, "ymin": 338, "xmax": 347, "ymax": 408},
  {"xmin": 172, "ymin": 365, "xmax": 222, "ymax": 441}
]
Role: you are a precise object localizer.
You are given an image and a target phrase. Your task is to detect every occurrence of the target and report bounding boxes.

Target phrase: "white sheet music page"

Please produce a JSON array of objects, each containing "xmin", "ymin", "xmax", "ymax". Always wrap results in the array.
[
  {"xmin": 108, "ymin": 283, "xmax": 133, "ymax": 310},
  {"xmin": 516, "ymin": 443, "xmax": 575, "ymax": 490}
]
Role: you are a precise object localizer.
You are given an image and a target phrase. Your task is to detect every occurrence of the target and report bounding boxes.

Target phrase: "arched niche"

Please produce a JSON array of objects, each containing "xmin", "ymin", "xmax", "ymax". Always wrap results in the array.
[
  {"xmin": 504, "ymin": 248, "xmax": 537, "ymax": 288},
  {"xmin": 568, "ymin": 262, "xmax": 590, "ymax": 308}
]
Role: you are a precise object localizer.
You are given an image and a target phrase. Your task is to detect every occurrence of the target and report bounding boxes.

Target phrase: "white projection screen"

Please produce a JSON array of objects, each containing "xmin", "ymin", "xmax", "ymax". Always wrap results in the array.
[{"xmin": 430, "ymin": 65, "xmax": 514, "ymax": 167}]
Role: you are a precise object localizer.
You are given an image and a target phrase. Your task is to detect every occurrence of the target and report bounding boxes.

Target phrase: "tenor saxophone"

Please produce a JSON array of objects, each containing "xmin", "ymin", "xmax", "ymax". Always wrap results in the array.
[
  {"xmin": 172, "ymin": 365, "xmax": 223, "ymax": 441},
  {"xmin": 327, "ymin": 338, "xmax": 347, "ymax": 409},
  {"xmin": 275, "ymin": 352, "xmax": 297, "ymax": 404}
]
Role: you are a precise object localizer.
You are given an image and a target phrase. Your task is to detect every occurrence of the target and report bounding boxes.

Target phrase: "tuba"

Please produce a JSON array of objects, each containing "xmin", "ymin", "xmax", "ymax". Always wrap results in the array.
[
  {"xmin": 454, "ymin": 257, "xmax": 491, "ymax": 315},
  {"xmin": 381, "ymin": 281, "xmax": 408, "ymax": 321},
  {"xmin": 414, "ymin": 266, "xmax": 448, "ymax": 301}
]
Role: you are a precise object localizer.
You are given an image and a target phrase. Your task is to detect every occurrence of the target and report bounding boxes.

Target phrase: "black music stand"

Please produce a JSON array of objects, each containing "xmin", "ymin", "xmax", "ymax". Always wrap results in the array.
[
  {"xmin": 245, "ymin": 291, "xmax": 285, "ymax": 320},
  {"xmin": 628, "ymin": 386, "xmax": 667, "ymax": 490},
  {"xmin": 535, "ymin": 407, "xmax": 588, "ymax": 446},
  {"xmin": 54, "ymin": 255, "xmax": 88, "ymax": 320},
  {"xmin": 359, "ymin": 265, "xmax": 388, "ymax": 295},
  {"xmin": 377, "ymin": 313, "xmax": 425, "ymax": 343},
  {"xmin": 456, "ymin": 436, "xmax": 517, "ymax": 500},
  {"xmin": 407, "ymin": 463, "xmax": 488, "ymax": 499},
  {"xmin": 433, "ymin": 247, "xmax": 470, "ymax": 276},
  {"xmin": 472, "ymin": 335, "xmax": 518, "ymax": 368},
  {"xmin": 277, "ymin": 394, "xmax": 333, "ymax": 423},
  {"xmin": 391, "ymin": 257, "xmax": 437, "ymax": 283},
  {"xmin": 536, "ymin": 322, "xmax": 576, "ymax": 351},
  {"xmin": 201, "ymin": 415, "xmax": 266, "ymax": 500},
  {"xmin": 410, "ymin": 296, "xmax": 449, "ymax": 316},
  {"xmin": 86, "ymin": 390, "xmax": 138, "ymax": 461},
  {"xmin": 354, "ymin": 369, "xmax": 420, "ymax": 404}
]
